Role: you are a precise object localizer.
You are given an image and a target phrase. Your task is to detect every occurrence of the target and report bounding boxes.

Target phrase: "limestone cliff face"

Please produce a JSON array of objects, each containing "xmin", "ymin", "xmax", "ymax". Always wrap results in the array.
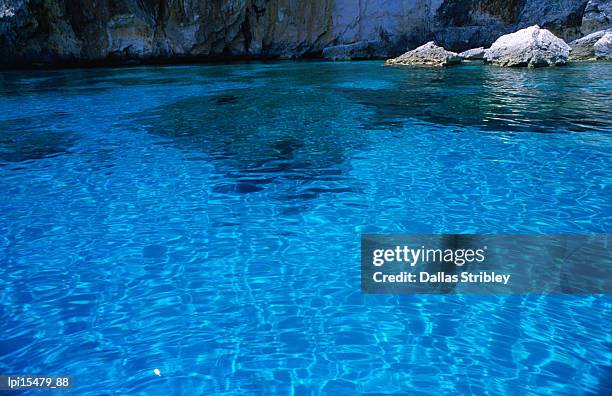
[
  {"xmin": 581, "ymin": 0, "xmax": 612, "ymax": 34},
  {"xmin": 434, "ymin": 0, "xmax": 591, "ymax": 50},
  {"xmin": 0, "ymin": 0, "xmax": 605, "ymax": 67}
]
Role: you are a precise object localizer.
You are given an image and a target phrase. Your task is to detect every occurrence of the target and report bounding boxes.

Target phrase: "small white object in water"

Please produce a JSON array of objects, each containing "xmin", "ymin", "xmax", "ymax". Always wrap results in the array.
[{"xmin": 153, "ymin": 368, "xmax": 161, "ymax": 376}]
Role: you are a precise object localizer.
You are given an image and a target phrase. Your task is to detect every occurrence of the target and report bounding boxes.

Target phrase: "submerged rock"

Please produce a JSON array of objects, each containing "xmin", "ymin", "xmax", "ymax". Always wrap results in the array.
[
  {"xmin": 385, "ymin": 42, "xmax": 461, "ymax": 67},
  {"xmin": 484, "ymin": 25, "xmax": 570, "ymax": 67},
  {"xmin": 459, "ymin": 47, "xmax": 485, "ymax": 60},
  {"xmin": 594, "ymin": 31, "xmax": 612, "ymax": 59},
  {"xmin": 569, "ymin": 29, "xmax": 611, "ymax": 60}
]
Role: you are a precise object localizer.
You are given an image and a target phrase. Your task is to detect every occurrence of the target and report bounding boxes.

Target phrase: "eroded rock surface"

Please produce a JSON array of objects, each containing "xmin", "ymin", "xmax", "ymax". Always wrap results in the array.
[
  {"xmin": 0, "ymin": 0, "xmax": 438, "ymax": 66},
  {"xmin": 594, "ymin": 31, "xmax": 612, "ymax": 58},
  {"xmin": 484, "ymin": 25, "xmax": 571, "ymax": 67},
  {"xmin": 569, "ymin": 29, "xmax": 610, "ymax": 59},
  {"xmin": 0, "ymin": 0, "xmax": 607, "ymax": 67},
  {"xmin": 459, "ymin": 47, "xmax": 485, "ymax": 60},
  {"xmin": 434, "ymin": 0, "xmax": 589, "ymax": 50},
  {"xmin": 582, "ymin": 0, "xmax": 612, "ymax": 34},
  {"xmin": 322, "ymin": 41, "xmax": 379, "ymax": 60},
  {"xmin": 385, "ymin": 41, "xmax": 461, "ymax": 66}
]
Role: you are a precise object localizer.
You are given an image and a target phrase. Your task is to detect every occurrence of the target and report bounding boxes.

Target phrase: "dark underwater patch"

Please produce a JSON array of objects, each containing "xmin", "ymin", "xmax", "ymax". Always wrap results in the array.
[
  {"xmin": 131, "ymin": 86, "xmax": 363, "ymax": 200},
  {"xmin": 142, "ymin": 245, "xmax": 168, "ymax": 258},
  {"xmin": 212, "ymin": 183, "xmax": 265, "ymax": 194},
  {"xmin": 209, "ymin": 94, "xmax": 240, "ymax": 105},
  {"xmin": 0, "ymin": 114, "xmax": 77, "ymax": 164}
]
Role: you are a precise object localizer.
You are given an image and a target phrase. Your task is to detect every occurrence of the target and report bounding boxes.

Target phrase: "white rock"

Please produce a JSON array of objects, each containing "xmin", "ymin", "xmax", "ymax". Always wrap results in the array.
[
  {"xmin": 484, "ymin": 25, "xmax": 570, "ymax": 67},
  {"xmin": 459, "ymin": 47, "xmax": 485, "ymax": 60},
  {"xmin": 385, "ymin": 41, "xmax": 461, "ymax": 67},
  {"xmin": 594, "ymin": 31, "xmax": 612, "ymax": 59},
  {"xmin": 569, "ymin": 29, "xmax": 610, "ymax": 60}
]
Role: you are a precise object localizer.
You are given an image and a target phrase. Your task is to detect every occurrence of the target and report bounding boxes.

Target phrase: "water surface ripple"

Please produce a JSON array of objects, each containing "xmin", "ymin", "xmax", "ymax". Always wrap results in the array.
[{"xmin": 0, "ymin": 62, "xmax": 611, "ymax": 395}]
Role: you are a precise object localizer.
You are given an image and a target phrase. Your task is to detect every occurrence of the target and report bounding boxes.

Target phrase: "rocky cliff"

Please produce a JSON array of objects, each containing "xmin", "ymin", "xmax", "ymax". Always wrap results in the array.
[{"xmin": 0, "ymin": 0, "xmax": 610, "ymax": 67}]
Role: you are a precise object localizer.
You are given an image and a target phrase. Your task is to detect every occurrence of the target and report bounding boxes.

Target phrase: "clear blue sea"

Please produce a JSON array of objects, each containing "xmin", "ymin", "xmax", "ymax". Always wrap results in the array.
[{"xmin": 0, "ymin": 61, "xmax": 611, "ymax": 395}]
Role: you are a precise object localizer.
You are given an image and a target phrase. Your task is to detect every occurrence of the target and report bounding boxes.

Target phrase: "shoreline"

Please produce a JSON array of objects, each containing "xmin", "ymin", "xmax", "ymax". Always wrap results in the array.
[
  {"xmin": 0, "ymin": 54, "xmax": 387, "ymax": 71},
  {"xmin": 1, "ymin": 57, "xmax": 609, "ymax": 72}
]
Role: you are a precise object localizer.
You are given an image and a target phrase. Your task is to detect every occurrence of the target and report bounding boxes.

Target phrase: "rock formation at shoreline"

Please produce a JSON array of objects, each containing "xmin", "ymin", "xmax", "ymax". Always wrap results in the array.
[
  {"xmin": 569, "ymin": 29, "xmax": 611, "ymax": 59},
  {"xmin": 0, "ymin": 0, "xmax": 609, "ymax": 67},
  {"xmin": 385, "ymin": 41, "xmax": 461, "ymax": 66},
  {"xmin": 594, "ymin": 31, "xmax": 612, "ymax": 59},
  {"xmin": 459, "ymin": 47, "xmax": 485, "ymax": 60},
  {"xmin": 484, "ymin": 25, "xmax": 571, "ymax": 67}
]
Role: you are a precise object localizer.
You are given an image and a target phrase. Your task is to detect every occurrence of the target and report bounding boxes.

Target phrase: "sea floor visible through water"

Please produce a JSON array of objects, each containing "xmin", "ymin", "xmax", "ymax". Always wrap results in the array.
[{"xmin": 0, "ymin": 61, "xmax": 611, "ymax": 395}]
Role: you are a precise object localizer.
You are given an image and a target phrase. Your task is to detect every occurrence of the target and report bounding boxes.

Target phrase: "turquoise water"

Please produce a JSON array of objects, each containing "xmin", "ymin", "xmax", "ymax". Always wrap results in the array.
[{"xmin": 0, "ymin": 61, "xmax": 611, "ymax": 395}]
